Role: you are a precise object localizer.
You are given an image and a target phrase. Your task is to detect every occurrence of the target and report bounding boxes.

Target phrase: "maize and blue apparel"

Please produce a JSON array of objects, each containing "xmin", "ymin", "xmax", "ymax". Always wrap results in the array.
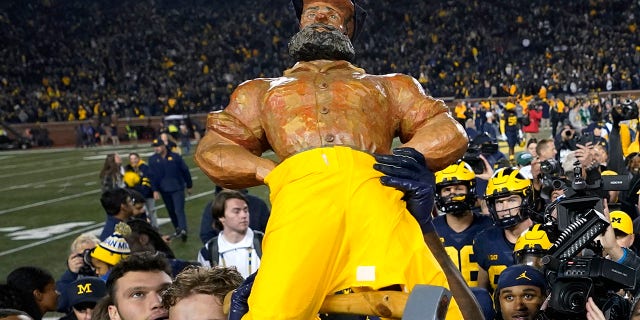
[
  {"xmin": 148, "ymin": 146, "xmax": 192, "ymax": 233},
  {"xmin": 473, "ymin": 225, "xmax": 516, "ymax": 291},
  {"xmin": 433, "ymin": 213, "xmax": 493, "ymax": 287}
]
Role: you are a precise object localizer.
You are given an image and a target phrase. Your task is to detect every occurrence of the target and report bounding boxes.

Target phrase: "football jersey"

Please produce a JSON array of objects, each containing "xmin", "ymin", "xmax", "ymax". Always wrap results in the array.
[
  {"xmin": 473, "ymin": 226, "xmax": 516, "ymax": 291},
  {"xmin": 433, "ymin": 213, "xmax": 493, "ymax": 287}
]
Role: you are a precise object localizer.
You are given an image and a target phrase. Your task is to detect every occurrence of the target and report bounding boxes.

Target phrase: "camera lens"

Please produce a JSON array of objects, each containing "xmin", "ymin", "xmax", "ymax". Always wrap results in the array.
[
  {"xmin": 552, "ymin": 179, "xmax": 566, "ymax": 190},
  {"xmin": 540, "ymin": 159, "xmax": 559, "ymax": 174},
  {"xmin": 567, "ymin": 291, "xmax": 587, "ymax": 310}
]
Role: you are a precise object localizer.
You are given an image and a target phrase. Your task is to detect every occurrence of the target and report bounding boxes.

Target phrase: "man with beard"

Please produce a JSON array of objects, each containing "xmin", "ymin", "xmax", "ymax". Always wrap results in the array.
[
  {"xmin": 194, "ymin": 0, "xmax": 467, "ymax": 318},
  {"xmin": 432, "ymin": 161, "xmax": 493, "ymax": 287}
]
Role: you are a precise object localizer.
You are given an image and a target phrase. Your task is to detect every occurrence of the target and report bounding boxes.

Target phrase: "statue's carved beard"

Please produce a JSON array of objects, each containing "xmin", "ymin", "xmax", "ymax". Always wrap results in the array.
[{"xmin": 288, "ymin": 23, "xmax": 355, "ymax": 62}]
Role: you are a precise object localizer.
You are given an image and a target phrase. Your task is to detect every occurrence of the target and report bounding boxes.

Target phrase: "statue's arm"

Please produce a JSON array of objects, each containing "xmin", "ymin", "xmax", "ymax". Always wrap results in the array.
[
  {"xmin": 194, "ymin": 81, "xmax": 277, "ymax": 189},
  {"xmin": 387, "ymin": 74, "xmax": 468, "ymax": 171}
]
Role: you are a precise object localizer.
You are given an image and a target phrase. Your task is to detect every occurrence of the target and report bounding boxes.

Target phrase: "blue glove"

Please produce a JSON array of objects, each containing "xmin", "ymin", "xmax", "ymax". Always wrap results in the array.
[
  {"xmin": 373, "ymin": 147, "xmax": 435, "ymax": 233},
  {"xmin": 228, "ymin": 271, "xmax": 257, "ymax": 320}
]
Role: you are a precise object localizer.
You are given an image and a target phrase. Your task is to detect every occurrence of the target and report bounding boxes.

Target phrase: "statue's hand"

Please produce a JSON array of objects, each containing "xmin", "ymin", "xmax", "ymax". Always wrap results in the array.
[{"xmin": 373, "ymin": 147, "xmax": 435, "ymax": 233}]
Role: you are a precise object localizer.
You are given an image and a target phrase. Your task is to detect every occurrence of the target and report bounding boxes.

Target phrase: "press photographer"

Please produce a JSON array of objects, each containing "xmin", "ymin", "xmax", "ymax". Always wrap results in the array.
[
  {"xmin": 602, "ymin": 98, "xmax": 640, "ymax": 218},
  {"xmin": 529, "ymin": 144, "xmax": 635, "ymax": 319}
]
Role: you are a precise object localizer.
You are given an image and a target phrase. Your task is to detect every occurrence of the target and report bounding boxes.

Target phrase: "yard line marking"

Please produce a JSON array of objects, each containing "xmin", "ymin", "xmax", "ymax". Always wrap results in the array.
[
  {"xmin": 0, "ymin": 168, "xmax": 205, "ymax": 215},
  {"xmin": 0, "ymin": 190, "xmax": 216, "ymax": 256},
  {"xmin": 0, "ymin": 189, "xmax": 102, "ymax": 215},
  {"xmin": 0, "ymin": 161, "xmax": 100, "ymax": 179},
  {"xmin": 0, "ymin": 222, "xmax": 105, "ymax": 257},
  {"xmin": 4, "ymin": 175, "xmax": 104, "ymax": 191}
]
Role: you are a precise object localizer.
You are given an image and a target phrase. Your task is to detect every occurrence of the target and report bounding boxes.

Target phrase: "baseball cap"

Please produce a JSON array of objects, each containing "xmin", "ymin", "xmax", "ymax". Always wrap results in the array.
[
  {"xmin": 516, "ymin": 152, "xmax": 533, "ymax": 166},
  {"xmin": 66, "ymin": 277, "xmax": 106, "ymax": 309},
  {"xmin": 151, "ymin": 138, "xmax": 164, "ymax": 147},
  {"xmin": 610, "ymin": 210, "xmax": 633, "ymax": 235},
  {"xmin": 495, "ymin": 264, "xmax": 546, "ymax": 295},
  {"xmin": 91, "ymin": 223, "xmax": 131, "ymax": 266}
]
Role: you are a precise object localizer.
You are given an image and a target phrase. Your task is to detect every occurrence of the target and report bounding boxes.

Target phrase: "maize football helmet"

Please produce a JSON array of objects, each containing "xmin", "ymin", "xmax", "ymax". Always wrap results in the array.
[
  {"xmin": 485, "ymin": 167, "xmax": 532, "ymax": 228},
  {"xmin": 435, "ymin": 161, "xmax": 476, "ymax": 215}
]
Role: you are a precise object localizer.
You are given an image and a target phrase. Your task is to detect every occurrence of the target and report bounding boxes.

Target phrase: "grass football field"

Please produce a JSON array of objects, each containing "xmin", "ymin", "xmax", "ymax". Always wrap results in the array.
[
  {"xmin": 0, "ymin": 134, "xmax": 527, "ymax": 281},
  {"xmin": 0, "ymin": 143, "xmax": 271, "ymax": 279}
]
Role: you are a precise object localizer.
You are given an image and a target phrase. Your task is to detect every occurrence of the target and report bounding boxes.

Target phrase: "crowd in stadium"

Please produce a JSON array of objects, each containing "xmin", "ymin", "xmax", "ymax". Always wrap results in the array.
[
  {"xmin": 0, "ymin": 0, "xmax": 639, "ymax": 124},
  {"xmin": 4, "ymin": 0, "xmax": 640, "ymax": 319}
]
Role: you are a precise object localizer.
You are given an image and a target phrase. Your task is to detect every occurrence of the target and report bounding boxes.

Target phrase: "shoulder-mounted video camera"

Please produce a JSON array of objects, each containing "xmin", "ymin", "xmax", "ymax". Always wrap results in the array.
[{"xmin": 541, "ymin": 208, "xmax": 636, "ymax": 320}]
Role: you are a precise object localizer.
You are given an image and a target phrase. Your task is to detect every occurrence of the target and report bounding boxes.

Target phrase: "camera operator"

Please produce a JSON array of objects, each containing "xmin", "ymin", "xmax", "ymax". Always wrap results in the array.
[
  {"xmin": 463, "ymin": 133, "xmax": 507, "ymax": 204},
  {"xmin": 537, "ymin": 139, "xmax": 558, "ymax": 163},
  {"xmin": 554, "ymin": 123, "xmax": 577, "ymax": 163}
]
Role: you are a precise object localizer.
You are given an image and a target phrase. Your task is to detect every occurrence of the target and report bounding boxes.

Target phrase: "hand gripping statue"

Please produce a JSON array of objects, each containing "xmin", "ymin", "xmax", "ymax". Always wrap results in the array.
[{"xmin": 195, "ymin": 1, "xmax": 470, "ymax": 319}]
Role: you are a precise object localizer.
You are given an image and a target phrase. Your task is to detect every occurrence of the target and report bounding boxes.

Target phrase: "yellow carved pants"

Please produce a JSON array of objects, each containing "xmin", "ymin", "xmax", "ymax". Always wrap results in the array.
[{"xmin": 244, "ymin": 146, "xmax": 462, "ymax": 320}]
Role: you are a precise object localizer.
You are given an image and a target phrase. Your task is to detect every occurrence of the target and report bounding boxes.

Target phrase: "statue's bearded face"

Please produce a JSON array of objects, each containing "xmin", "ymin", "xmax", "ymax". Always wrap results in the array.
[{"xmin": 288, "ymin": 23, "xmax": 355, "ymax": 62}]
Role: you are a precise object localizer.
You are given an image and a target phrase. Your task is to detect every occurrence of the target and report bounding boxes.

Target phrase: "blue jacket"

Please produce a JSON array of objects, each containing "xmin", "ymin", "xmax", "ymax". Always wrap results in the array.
[
  {"xmin": 148, "ymin": 151, "xmax": 192, "ymax": 193},
  {"xmin": 100, "ymin": 215, "xmax": 124, "ymax": 241}
]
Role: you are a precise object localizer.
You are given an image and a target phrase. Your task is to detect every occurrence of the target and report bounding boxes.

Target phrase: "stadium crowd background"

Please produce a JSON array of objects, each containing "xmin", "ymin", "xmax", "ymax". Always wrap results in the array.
[{"xmin": 0, "ymin": 0, "xmax": 639, "ymax": 125}]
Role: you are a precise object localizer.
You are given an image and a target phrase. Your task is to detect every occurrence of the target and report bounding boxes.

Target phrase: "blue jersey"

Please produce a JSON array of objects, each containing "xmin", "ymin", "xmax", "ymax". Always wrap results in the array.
[
  {"xmin": 473, "ymin": 226, "xmax": 515, "ymax": 291},
  {"xmin": 433, "ymin": 213, "xmax": 493, "ymax": 287}
]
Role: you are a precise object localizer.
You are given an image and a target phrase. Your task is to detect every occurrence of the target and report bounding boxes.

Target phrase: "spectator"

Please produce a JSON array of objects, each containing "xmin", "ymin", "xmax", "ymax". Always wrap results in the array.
[
  {"xmin": 526, "ymin": 138, "xmax": 538, "ymax": 158},
  {"xmin": 148, "ymin": 138, "xmax": 193, "ymax": 242},
  {"xmin": 161, "ymin": 266, "xmax": 244, "ymax": 320},
  {"xmin": 481, "ymin": 111, "xmax": 499, "ymax": 141},
  {"xmin": 56, "ymin": 233, "xmax": 100, "ymax": 314},
  {"xmin": 178, "ymin": 124, "xmax": 191, "ymax": 156},
  {"xmin": 6, "ymin": 267, "xmax": 58, "ymax": 320},
  {"xmin": 124, "ymin": 153, "xmax": 157, "ymax": 228},
  {"xmin": 60, "ymin": 277, "xmax": 107, "ymax": 320},
  {"xmin": 197, "ymin": 190, "xmax": 263, "ymax": 279},
  {"xmin": 0, "ymin": 284, "xmax": 29, "ymax": 316},
  {"xmin": 104, "ymin": 252, "xmax": 172, "ymax": 320},
  {"xmin": 0, "ymin": 309, "xmax": 33, "ymax": 320},
  {"xmin": 99, "ymin": 188, "xmax": 135, "ymax": 241},
  {"xmin": 90, "ymin": 223, "xmax": 131, "ymax": 279},
  {"xmin": 610, "ymin": 210, "xmax": 635, "ymax": 249},
  {"xmin": 522, "ymin": 103, "xmax": 542, "ymax": 141},
  {"xmin": 199, "ymin": 187, "xmax": 270, "ymax": 244},
  {"xmin": 125, "ymin": 218, "xmax": 200, "ymax": 278},
  {"xmin": 99, "ymin": 154, "xmax": 124, "ymax": 193},
  {"xmin": 1, "ymin": 1, "xmax": 639, "ymax": 124}
]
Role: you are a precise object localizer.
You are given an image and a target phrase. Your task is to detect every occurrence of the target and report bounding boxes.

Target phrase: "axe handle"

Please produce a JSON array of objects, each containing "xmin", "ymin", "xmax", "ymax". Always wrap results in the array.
[
  {"xmin": 423, "ymin": 231, "xmax": 484, "ymax": 320},
  {"xmin": 223, "ymin": 290, "xmax": 407, "ymax": 318}
]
